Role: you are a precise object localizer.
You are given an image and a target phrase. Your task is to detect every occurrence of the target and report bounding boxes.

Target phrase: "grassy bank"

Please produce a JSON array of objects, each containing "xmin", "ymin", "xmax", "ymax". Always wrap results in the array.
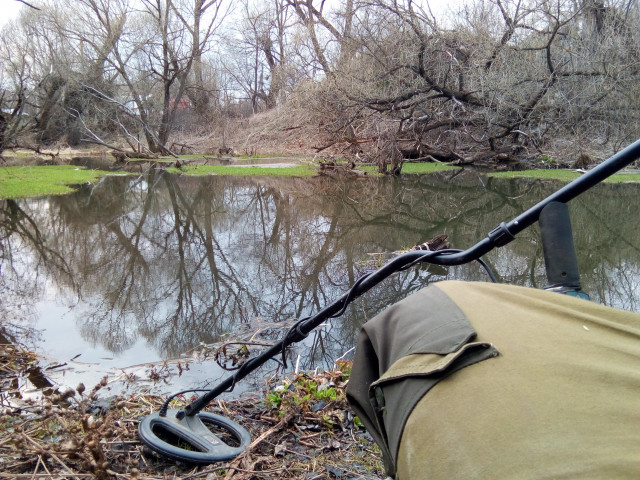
[
  {"xmin": 0, "ymin": 165, "xmax": 127, "ymax": 200},
  {"xmin": 488, "ymin": 168, "xmax": 640, "ymax": 183},
  {"xmin": 167, "ymin": 163, "xmax": 317, "ymax": 177},
  {"xmin": 3, "ymin": 159, "xmax": 637, "ymax": 201},
  {"xmin": 360, "ymin": 162, "xmax": 461, "ymax": 175}
]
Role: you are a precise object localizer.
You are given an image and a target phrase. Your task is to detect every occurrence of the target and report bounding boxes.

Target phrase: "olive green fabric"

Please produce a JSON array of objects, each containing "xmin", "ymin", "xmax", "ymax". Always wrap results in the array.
[
  {"xmin": 346, "ymin": 285, "xmax": 499, "ymax": 475},
  {"xmin": 396, "ymin": 281, "xmax": 640, "ymax": 479}
]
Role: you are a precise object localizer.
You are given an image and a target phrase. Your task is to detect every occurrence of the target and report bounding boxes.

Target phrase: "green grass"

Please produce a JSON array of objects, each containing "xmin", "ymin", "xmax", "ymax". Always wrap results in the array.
[
  {"xmin": 400, "ymin": 162, "xmax": 462, "ymax": 174},
  {"xmin": 167, "ymin": 164, "xmax": 317, "ymax": 177},
  {"xmin": 0, "ymin": 165, "xmax": 125, "ymax": 199},
  {"xmin": 360, "ymin": 162, "xmax": 461, "ymax": 175},
  {"xmin": 488, "ymin": 169, "xmax": 640, "ymax": 183}
]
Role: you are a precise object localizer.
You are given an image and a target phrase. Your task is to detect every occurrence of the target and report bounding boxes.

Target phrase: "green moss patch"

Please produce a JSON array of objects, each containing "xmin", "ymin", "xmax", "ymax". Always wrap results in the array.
[
  {"xmin": 488, "ymin": 169, "xmax": 640, "ymax": 183},
  {"xmin": 0, "ymin": 165, "xmax": 123, "ymax": 199},
  {"xmin": 360, "ymin": 162, "xmax": 461, "ymax": 175},
  {"xmin": 400, "ymin": 162, "xmax": 462, "ymax": 174},
  {"xmin": 168, "ymin": 163, "xmax": 317, "ymax": 177}
]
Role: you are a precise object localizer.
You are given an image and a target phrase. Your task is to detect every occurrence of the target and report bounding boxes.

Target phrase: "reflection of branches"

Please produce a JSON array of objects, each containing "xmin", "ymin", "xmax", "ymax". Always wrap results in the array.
[
  {"xmin": 165, "ymin": 175, "xmax": 260, "ymax": 320},
  {"xmin": 80, "ymin": 174, "xmax": 157, "ymax": 350},
  {"xmin": 0, "ymin": 200, "xmax": 77, "ymax": 292},
  {"xmin": 0, "ymin": 199, "xmax": 80, "ymax": 356},
  {"xmin": 2, "ymin": 201, "xmax": 70, "ymax": 274},
  {"xmin": 5, "ymin": 171, "xmax": 638, "ymax": 373}
]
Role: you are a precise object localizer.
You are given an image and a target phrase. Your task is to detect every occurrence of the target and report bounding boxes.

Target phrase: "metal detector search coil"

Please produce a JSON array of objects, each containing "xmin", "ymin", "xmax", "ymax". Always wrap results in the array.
[{"xmin": 138, "ymin": 409, "xmax": 250, "ymax": 464}]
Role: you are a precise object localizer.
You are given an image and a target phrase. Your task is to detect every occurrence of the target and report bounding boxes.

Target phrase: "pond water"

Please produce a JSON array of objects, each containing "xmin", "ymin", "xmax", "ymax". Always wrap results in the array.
[{"xmin": 1, "ymin": 170, "xmax": 639, "ymax": 398}]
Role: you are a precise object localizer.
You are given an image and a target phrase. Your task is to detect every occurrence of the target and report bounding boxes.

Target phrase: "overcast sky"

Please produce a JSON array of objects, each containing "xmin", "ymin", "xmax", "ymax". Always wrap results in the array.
[
  {"xmin": 2, "ymin": 0, "xmax": 29, "ymax": 26},
  {"xmin": 0, "ymin": 0, "xmax": 462, "ymax": 28}
]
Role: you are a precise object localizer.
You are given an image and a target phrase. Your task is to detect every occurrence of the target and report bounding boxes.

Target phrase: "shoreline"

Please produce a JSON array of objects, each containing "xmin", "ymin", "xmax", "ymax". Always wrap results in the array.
[{"xmin": 2, "ymin": 151, "xmax": 639, "ymax": 201}]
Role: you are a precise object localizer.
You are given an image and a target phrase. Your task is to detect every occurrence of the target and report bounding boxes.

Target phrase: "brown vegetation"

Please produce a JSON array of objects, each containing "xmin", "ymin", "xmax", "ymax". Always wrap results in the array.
[
  {"xmin": 1, "ymin": 339, "xmax": 385, "ymax": 480},
  {"xmin": 1, "ymin": 0, "xmax": 638, "ymax": 172}
]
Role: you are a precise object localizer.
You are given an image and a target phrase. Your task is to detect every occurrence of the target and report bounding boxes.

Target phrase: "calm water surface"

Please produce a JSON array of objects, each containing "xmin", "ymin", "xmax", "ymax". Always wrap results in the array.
[{"xmin": 1, "ymin": 170, "xmax": 638, "ymax": 396}]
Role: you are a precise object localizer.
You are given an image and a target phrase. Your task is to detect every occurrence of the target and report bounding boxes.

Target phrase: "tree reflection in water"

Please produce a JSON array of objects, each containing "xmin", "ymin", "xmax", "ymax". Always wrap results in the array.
[{"xmin": 1, "ymin": 171, "xmax": 638, "ymax": 391}]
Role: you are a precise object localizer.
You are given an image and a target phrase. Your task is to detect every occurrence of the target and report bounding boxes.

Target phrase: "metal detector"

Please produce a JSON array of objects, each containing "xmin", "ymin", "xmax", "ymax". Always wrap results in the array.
[{"xmin": 138, "ymin": 138, "xmax": 640, "ymax": 464}]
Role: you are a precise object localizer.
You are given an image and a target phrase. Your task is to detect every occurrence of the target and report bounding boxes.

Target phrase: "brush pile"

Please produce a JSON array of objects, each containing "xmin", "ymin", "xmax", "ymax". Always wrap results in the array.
[{"xmin": 1, "ymin": 342, "xmax": 386, "ymax": 480}]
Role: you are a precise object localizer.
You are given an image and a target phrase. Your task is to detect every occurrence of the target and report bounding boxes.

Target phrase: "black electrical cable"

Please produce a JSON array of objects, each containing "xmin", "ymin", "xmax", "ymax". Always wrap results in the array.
[
  {"xmin": 223, "ymin": 247, "xmax": 498, "ymax": 396},
  {"xmin": 276, "ymin": 247, "xmax": 498, "ymax": 371},
  {"xmin": 158, "ymin": 389, "xmax": 212, "ymax": 417},
  {"xmin": 159, "ymin": 247, "xmax": 495, "ymax": 411},
  {"xmin": 396, "ymin": 248, "xmax": 498, "ymax": 283},
  {"xmin": 277, "ymin": 269, "xmax": 378, "ymax": 368},
  {"xmin": 477, "ymin": 257, "xmax": 498, "ymax": 283},
  {"xmin": 192, "ymin": 250, "xmax": 443, "ymax": 398}
]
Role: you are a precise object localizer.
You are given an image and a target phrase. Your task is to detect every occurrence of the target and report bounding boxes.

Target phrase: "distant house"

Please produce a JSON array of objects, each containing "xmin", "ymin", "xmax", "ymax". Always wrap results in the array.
[
  {"xmin": 124, "ymin": 100, "xmax": 140, "ymax": 115},
  {"xmin": 169, "ymin": 97, "xmax": 191, "ymax": 112}
]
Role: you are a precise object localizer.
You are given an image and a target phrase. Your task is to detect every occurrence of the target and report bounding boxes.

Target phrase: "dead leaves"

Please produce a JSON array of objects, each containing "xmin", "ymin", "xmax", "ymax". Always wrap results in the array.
[{"xmin": 0, "ymin": 365, "xmax": 385, "ymax": 480}]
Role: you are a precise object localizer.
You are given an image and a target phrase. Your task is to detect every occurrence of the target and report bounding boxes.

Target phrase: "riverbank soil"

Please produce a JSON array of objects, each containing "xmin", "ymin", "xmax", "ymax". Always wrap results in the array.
[{"xmin": 0, "ymin": 343, "xmax": 386, "ymax": 480}]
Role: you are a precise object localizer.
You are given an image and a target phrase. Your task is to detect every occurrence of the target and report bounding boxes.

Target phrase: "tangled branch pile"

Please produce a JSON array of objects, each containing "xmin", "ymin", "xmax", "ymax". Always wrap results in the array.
[
  {"xmin": 0, "ymin": 344, "xmax": 385, "ymax": 480},
  {"xmin": 292, "ymin": 1, "xmax": 640, "ymax": 173}
]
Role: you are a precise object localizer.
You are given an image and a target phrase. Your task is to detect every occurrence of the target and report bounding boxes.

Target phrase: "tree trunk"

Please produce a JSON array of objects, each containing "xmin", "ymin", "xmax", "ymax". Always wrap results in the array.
[{"xmin": 0, "ymin": 112, "xmax": 7, "ymax": 153}]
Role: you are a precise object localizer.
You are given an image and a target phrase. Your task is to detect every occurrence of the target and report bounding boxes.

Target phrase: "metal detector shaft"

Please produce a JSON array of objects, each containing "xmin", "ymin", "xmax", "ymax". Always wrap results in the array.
[
  {"xmin": 182, "ymin": 251, "xmax": 433, "ymax": 416},
  {"xmin": 182, "ymin": 137, "xmax": 640, "ymax": 418}
]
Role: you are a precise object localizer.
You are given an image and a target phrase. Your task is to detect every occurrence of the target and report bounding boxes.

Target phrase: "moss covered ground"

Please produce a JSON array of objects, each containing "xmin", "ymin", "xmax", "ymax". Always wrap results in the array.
[
  {"xmin": 0, "ymin": 165, "xmax": 127, "ymax": 200},
  {"xmin": 488, "ymin": 168, "xmax": 640, "ymax": 183},
  {"xmin": 360, "ymin": 162, "xmax": 461, "ymax": 175},
  {"xmin": 2, "ymin": 157, "xmax": 638, "ymax": 201},
  {"xmin": 168, "ymin": 163, "xmax": 317, "ymax": 177}
]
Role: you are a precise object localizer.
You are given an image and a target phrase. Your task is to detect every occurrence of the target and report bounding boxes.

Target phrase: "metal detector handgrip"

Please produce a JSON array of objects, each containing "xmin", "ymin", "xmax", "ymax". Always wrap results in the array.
[{"xmin": 539, "ymin": 202, "xmax": 581, "ymax": 288}]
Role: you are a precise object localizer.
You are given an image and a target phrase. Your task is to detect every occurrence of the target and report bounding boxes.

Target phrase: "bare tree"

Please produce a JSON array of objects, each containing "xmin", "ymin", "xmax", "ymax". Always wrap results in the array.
[
  {"xmin": 0, "ymin": 31, "xmax": 32, "ymax": 153},
  {"xmin": 2, "ymin": 0, "xmax": 638, "ymax": 162},
  {"xmin": 114, "ymin": 0, "xmax": 227, "ymax": 151},
  {"xmin": 15, "ymin": 0, "xmax": 40, "ymax": 10},
  {"xmin": 286, "ymin": 0, "xmax": 357, "ymax": 76},
  {"xmin": 310, "ymin": 0, "xmax": 640, "ymax": 171},
  {"xmin": 231, "ymin": 0, "xmax": 293, "ymax": 111},
  {"xmin": 0, "ymin": 5, "xmax": 75, "ymax": 151},
  {"xmin": 4, "ymin": 0, "xmax": 229, "ymax": 154}
]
